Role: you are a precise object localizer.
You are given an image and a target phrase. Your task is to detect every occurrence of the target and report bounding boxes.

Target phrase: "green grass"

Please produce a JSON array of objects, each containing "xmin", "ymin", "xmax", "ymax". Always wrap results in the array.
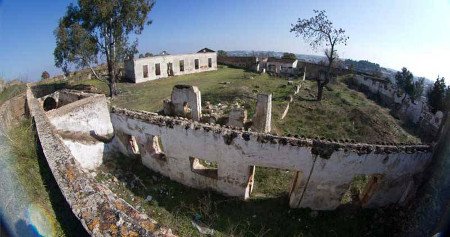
[
  {"xmin": 67, "ymin": 67, "xmax": 419, "ymax": 143},
  {"xmin": 0, "ymin": 84, "xmax": 26, "ymax": 105},
  {"xmin": 96, "ymin": 155, "xmax": 402, "ymax": 237},
  {"xmin": 7, "ymin": 119, "xmax": 66, "ymax": 236},
  {"xmin": 7, "ymin": 118, "xmax": 87, "ymax": 237}
]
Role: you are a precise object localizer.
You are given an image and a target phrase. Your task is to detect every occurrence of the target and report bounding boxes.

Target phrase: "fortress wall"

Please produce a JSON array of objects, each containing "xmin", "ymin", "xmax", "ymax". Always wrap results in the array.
[
  {"xmin": 350, "ymin": 75, "xmax": 444, "ymax": 140},
  {"xmin": 111, "ymin": 107, "xmax": 433, "ymax": 210},
  {"xmin": 26, "ymin": 87, "xmax": 174, "ymax": 236}
]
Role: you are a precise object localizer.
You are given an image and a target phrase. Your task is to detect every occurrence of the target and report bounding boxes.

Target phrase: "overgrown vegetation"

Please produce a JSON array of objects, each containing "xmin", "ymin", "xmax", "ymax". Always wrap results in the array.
[
  {"xmin": 395, "ymin": 67, "xmax": 425, "ymax": 102},
  {"xmin": 95, "ymin": 155, "xmax": 403, "ymax": 236},
  {"xmin": 51, "ymin": 67, "xmax": 419, "ymax": 143},
  {"xmin": 7, "ymin": 119, "xmax": 65, "ymax": 236},
  {"xmin": 427, "ymin": 76, "xmax": 450, "ymax": 113},
  {"xmin": 0, "ymin": 84, "xmax": 26, "ymax": 105}
]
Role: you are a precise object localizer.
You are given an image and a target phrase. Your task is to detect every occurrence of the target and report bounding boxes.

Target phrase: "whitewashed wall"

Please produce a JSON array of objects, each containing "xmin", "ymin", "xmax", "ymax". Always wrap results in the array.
[{"xmin": 110, "ymin": 108, "xmax": 433, "ymax": 210}]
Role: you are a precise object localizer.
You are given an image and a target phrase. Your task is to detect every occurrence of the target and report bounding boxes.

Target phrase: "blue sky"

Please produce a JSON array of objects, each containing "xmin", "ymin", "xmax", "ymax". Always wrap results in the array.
[{"xmin": 0, "ymin": 0, "xmax": 449, "ymax": 82}]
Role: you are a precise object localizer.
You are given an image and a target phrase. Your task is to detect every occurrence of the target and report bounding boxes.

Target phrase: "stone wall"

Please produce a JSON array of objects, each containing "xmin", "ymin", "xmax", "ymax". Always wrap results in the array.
[
  {"xmin": 110, "ymin": 107, "xmax": 433, "ymax": 210},
  {"xmin": 26, "ymin": 87, "xmax": 175, "ymax": 236},
  {"xmin": 125, "ymin": 52, "xmax": 217, "ymax": 83},
  {"xmin": 349, "ymin": 75, "xmax": 444, "ymax": 141},
  {"xmin": 38, "ymin": 90, "xmax": 114, "ymax": 170},
  {"xmin": 217, "ymin": 56, "xmax": 260, "ymax": 72}
]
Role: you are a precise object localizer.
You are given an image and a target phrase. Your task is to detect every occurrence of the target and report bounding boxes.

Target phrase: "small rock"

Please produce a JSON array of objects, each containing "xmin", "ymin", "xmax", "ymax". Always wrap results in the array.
[
  {"xmin": 145, "ymin": 195, "xmax": 153, "ymax": 202},
  {"xmin": 288, "ymin": 81, "xmax": 294, "ymax": 85}
]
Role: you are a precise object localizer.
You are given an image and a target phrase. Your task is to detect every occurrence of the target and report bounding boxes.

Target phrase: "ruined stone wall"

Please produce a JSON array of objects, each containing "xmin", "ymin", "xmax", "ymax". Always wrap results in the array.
[
  {"xmin": 350, "ymin": 75, "xmax": 444, "ymax": 140},
  {"xmin": 126, "ymin": 52, "xmax": 217, "ymax": 83},
  {"xmin": 44, "ymin": 91, "xmax": 114, "ymax": 170},
  {"xmin": 110, "ymin": 107, "xmax": 433, "ymax": 210},
  {"xmin": 26, "ymin": 87, "xmax": 174, "ymax": 236},
  {"xmin": 217, "ymin": 56, "xmax": 259, "ymax": 71}
]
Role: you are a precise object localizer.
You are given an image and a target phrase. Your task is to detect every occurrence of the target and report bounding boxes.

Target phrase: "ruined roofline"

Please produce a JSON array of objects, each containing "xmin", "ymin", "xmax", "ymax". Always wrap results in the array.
[
  {"xmin": 131, "ymin": 51, "xmax": 217, "ymax": 62},
  {"xmin": 111, "ymin": 107, "xmax": 433, "ymax": 155}
]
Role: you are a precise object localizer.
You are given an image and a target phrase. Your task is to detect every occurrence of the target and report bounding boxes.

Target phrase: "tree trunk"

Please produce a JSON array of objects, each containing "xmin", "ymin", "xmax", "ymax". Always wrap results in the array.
[
  {"xmin": 317, "ymin": 80, "xmax": 324, "ymax": 101},
  {"xmin": 108, "ymin": 80, "xmax": 117, "ymax": 97},
  {"xmin": 88, "ymin": 65, "xmax": 101, "ymax": 81},
  {"xmin": 317, "ymin": 44, "xmax": 334, "ymax": 101},
  {"xmin": 104, "ymin": 27, "xmax": 117, "ymax": 97}
]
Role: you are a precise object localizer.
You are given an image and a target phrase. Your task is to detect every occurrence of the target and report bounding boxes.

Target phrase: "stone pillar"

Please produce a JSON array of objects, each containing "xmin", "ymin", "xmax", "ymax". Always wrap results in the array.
[
  {"xmin": 227, "ymin": 108, "xmax": 247, "ymax": 127},
  {"xmin": 171, "ymin": 85, "xmax": 202, "ymax": 121},
  {"xmin": 252, "ymin": 94, "xmax": 272, "ymax": 133}
]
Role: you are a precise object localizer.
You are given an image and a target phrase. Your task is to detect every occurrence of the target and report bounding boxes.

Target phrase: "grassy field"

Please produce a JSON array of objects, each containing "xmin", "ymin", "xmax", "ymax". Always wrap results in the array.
[
  {"xmin": 65, "ymin": 66, "xmax": 419, "ymax": 143},
  {"xmin": 95, "ymin": 155, "xmax": 403, "ymax": 237}
]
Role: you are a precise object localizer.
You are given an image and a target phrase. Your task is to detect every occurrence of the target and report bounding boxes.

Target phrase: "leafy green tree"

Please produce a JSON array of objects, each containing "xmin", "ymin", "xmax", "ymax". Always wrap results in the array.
[
  {"xmin": 395, "ymin": 67, "xmax": 424, "ymax": 102},
  {"xmin": 54, "ymin": 0, "xmax": 155, "ymax": 97},
  {"xmin": 290, "ymin": 10, "xmax": 349, "ymax": 101},
  {"xmin": 144, "ymin": 52, "xmax": 153, "ymax": 57},
  {"xmin": 41, "ymin": 71, "xmax": 50, "ymax": 80},
  {"xmin": 217, "ymin": 50, "xmax": 227, "ymax": 57},
  {"xmin": 427, "ymin": 76, "xmax": 447, "ymax": 113},
  {"xmin": 54, "ymin": 21, "xmax": 100, "ymax": 80},
  {"xmin": 281, "ymin": 53, "xmax": 297, "ymax": 60}
]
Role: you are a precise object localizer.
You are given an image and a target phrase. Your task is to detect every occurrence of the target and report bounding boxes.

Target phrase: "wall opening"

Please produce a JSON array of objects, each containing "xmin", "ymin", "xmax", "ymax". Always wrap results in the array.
[
  {"xmin": 208, "ymin": 58, "xmax": 212, "ymax": 68},
  {"xmin": 252, "ymin": 166, "xmax": 296, "ymax": 198},
  {"xmin": 143, "ymin": 135, "xmax": 166, "ymax": 161},
  {"xmin": 189, "ymin": 156, "xmax": 218, "ymax": 179},
  {"xmin": 167, "ymin": 63, "xmax": 174, "ymax": 76},
  {"xmin": 179, "ymin": 60, "xmax": 184, "ymax": 72},
  {"xmin": 127, "ymin": 135, "xmax": 140, "ymax": 156},
  {"xmin": 245, "ymin": 166, "xmax": 256, "ymax": 199},
  {"xmin": 155, "ymin": 63, "xmax": 161, "ymax": 76},
  {"xmin": 143, "ymin": 65, "xmax": 149, "ymax": 78},
  {"xmin": 43, "ymin": 97, "xmax": 57, "ymax": 111},
  {"xmin": 194, "ymin": 59, "xmax": 199, "ymax": 69},
  {"xmin": 341, "ymin": 174, "xmax": 382, "ymax": 206}
]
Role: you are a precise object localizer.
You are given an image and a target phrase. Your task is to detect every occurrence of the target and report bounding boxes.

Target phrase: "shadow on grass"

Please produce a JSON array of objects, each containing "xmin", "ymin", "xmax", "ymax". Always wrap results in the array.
[
  {"xmin": 100, "ymin": 155, "xmax": 402, "ymax": 237},
  {"xmin": 34, "ymin": 126, "xmax": 89, "ymax": 237}
]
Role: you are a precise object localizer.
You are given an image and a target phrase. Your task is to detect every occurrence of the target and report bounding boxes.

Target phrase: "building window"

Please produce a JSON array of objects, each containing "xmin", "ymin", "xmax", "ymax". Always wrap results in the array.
[
  {"xmin": 195, "ymin": 59, "xmax": 199, "ymax": 69},
  {"xmin": 189, "ymin": 156, "xmax": 218, "ymax": 179},
  {"xmin": 143, "ymin": 65, "xmax": 148, "ymax": 78},
  {"xmin": 155, "ymin": 63, "xmax": 161, "ymax": 76},
  {"xmin": 208, "ymin": 58, "xmax": 212, "ymax": 68},
  {"xmin": 179, "ymin": 60, "xmax": 184, "ymax": 72}
]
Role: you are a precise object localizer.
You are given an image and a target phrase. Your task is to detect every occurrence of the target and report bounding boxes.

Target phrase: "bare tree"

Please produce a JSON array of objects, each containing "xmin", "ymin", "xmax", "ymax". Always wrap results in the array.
[{"xmin": 290, "ymin": 10, "xmax": 349, "ymax": 101}]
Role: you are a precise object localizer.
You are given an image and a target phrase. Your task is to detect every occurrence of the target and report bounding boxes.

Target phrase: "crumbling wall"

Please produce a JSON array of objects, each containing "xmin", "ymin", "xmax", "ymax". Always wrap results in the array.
[
  {"xmin": 40, "ymin": 90, "xmax": 114, "ymax": 170},
  {"xmin": 111, "ymin": 107, "xmax": 433, "ymax": 210},
  {"xmin": 350, "ymin": 75, "xmax": 444, "ymax": 140},
  {"xmin": 26, "ymin": 87, "xmax": 175, "ymax": 236}
]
